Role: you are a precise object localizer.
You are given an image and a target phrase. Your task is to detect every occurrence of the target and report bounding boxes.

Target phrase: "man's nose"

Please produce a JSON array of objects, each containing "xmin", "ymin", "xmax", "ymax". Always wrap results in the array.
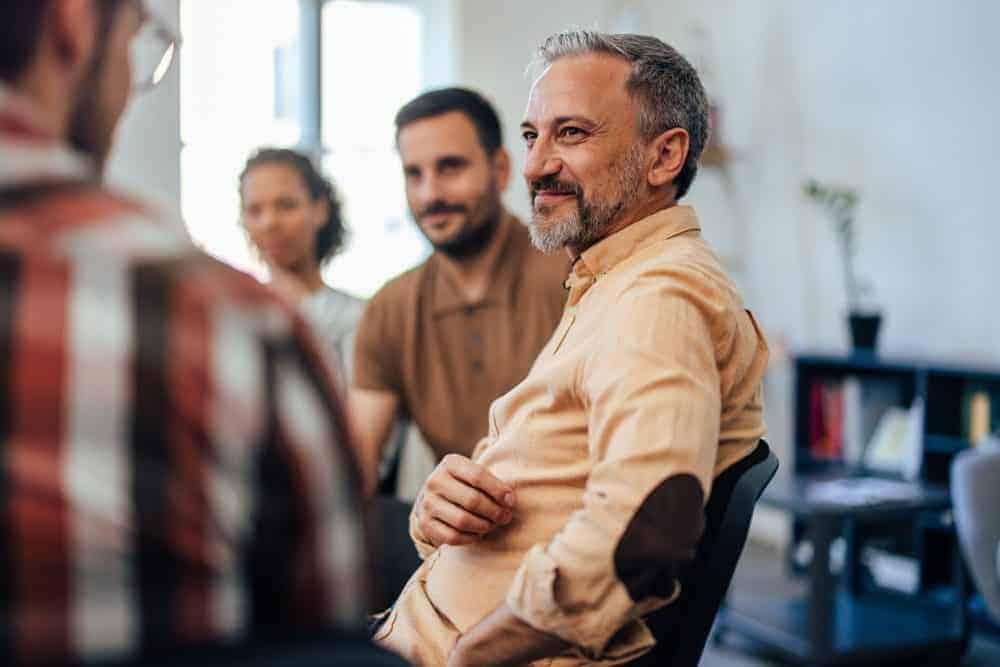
[
  {"xmin": 258, "ymin": 210, "xmax": 278, "ymax": 230},
  {"xmin": 415, "ymin": 173, "xmax": 445, "ymax": 207},
  {"xmin": 523, "ymin": 144, "xmax": 561, "ymax": 184}
]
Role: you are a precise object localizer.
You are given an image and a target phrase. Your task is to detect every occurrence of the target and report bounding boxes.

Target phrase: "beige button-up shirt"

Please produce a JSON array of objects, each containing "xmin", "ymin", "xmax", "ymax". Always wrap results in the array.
[{"xmin": 377, "ymin": 206, "xmax": 769, "ymax": 665}]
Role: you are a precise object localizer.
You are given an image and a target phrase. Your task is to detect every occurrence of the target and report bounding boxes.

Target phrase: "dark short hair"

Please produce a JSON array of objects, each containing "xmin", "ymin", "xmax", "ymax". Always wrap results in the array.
[
  {"xmin": 394, "ymin": 87, "xmax": 503, "ymax": 156},
  {"xmin": 239, "ymin": 148, "xmax": 348, "ymax": 267},
  {"xmin": 0, "ymin": 1, "xmax": 51, "ymax": 82},
  {"xmin": 0, "ymin": 0, "xmax": 129, "ymax": 84}
]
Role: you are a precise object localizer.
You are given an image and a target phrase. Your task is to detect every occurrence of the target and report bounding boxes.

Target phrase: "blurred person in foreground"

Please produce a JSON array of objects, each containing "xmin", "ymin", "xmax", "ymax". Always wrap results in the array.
[
  {"xmin": 0, "ymin": 1, "xmax": 369, "ymax": 663},
  {"xmin": 376, "ymin": 31, "xmax": 769, "ymax": 666},
  {"xmin": 350, "ymin": 88, "xmax": 568, "ymax": 496},
  {"xmin": 239, "ymin": 147, "xmax": 363, "ymax": 380}
]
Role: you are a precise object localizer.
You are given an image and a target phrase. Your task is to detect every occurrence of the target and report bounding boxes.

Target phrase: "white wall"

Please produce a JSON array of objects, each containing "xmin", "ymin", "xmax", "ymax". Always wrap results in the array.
[{"xmin": 105, "ymin": 0, "xmax": 181, "ymax": 217}]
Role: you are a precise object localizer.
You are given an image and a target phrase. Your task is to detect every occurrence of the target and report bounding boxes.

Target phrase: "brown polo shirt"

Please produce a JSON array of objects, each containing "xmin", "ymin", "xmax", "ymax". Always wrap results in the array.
[{"xmin": 353, "ymin": 216, "xmax": 569, "ymax": 460}]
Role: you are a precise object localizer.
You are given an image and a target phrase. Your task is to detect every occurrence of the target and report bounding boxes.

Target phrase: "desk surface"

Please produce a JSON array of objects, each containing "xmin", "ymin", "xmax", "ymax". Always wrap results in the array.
[{"xmin": 762, "ymin": 474, "xmax": 951, "ymax": 519}]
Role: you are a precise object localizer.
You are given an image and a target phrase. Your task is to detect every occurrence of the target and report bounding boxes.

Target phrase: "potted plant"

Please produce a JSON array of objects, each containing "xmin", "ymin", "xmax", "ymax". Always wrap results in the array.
[{"xmin": 803, "ymin": 180, "xmax": 882, "ymax": 352}]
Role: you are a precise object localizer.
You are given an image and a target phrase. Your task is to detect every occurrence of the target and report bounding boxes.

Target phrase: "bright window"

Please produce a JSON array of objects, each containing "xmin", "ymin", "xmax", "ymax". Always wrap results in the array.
[
  {"xmin": 179, "ymin": 0, "xmax": 430, "ymax": 295},
  {"xmin": 321, "ymin": 1, "xmax": 429, "ymax": 297}
]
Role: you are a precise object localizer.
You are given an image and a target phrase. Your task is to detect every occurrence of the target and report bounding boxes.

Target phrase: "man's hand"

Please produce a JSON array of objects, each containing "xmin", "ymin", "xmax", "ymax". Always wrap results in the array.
[
  {"xmin": 446, "ymin": 603, "xmax": 570, "ymax": 667},
  {"xmin": 414, "ymin": 454, "xmax": 515, "ymax": 548}
]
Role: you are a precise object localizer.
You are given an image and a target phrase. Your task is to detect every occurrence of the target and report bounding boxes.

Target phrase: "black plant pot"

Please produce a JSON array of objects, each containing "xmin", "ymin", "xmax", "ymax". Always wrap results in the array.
[{"xmin": 848, "ymin": 312, "xmax": 882, "ymax": 352}]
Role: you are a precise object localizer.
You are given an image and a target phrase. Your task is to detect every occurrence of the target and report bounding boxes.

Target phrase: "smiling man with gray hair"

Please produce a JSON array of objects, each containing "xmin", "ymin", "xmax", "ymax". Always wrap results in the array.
[{"xmin": 375, "ymin": 30, "xmax": 769, "ymax": 666}]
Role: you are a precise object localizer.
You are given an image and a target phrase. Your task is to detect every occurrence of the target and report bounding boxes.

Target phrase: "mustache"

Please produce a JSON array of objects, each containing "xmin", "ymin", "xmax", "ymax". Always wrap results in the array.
[
  {"xmin": 530, "ymin": 176, "xmax": 581, "ymax": 200},
  {"xmin": 419, "ymin": 201, "xmax": 468, "ymax": 218}
]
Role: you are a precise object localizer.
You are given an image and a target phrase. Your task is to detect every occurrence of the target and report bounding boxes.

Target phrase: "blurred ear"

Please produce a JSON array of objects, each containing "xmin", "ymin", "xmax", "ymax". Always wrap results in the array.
[
  {"xmin": 491, "ymin": 147, "xmax": 512, "ymax": 194},
  {"xmin": 50, "ymin": 0, "xmax": 99, "ymax": 81},
  {"xmin": 311, "ymin": 196, "xmax": 330, "ymax": 232},
  {"xmin": 647, "ymin": 127, "xmax": 689, "ymax": 191}
]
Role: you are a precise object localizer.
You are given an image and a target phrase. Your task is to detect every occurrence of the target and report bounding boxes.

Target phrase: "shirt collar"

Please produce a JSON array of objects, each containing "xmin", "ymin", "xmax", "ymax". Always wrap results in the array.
[
  {"xmin": 430, "ymin": 214, "xmax": 528, "ymax": 317},
  {"xmin": 565, "ymin": 205, "xmax": 702, "ymax": 305},
  {"xmin": 0, "ymin": 82, "xmax": 95, "ymax": 190}
]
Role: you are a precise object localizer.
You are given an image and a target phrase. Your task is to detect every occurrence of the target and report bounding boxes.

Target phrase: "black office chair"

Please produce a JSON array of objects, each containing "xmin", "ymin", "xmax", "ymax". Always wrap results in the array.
[{"xmin": 629, "ymin": 439, "xmax": 779, "ymax": 667}]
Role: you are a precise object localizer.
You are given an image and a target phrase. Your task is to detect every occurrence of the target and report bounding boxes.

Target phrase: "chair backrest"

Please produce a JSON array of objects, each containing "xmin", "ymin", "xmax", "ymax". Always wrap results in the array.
[
  {"xmin": 952, "ymin": 445, "xmax": 1000, "ymax": 624},
  {"xmin": 631, "ymin": 439, "xmax": 779, "ymax": 666}
]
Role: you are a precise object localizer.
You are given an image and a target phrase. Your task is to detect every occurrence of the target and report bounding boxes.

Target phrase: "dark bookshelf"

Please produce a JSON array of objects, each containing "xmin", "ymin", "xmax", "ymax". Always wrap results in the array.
[
  {"xmin": 789, "ymin": 352, "xmax": 1000, "ymax": 596},
  {"xmin": 793, "ymin": 352, "xmax": 1000, "ymax": 481}
]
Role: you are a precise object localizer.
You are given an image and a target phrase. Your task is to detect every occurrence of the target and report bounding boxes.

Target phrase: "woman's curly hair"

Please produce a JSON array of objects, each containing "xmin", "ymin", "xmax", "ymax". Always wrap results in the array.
[{"xmin": 239, "ymin": 147, "xmax": 348, "ymax": 266}]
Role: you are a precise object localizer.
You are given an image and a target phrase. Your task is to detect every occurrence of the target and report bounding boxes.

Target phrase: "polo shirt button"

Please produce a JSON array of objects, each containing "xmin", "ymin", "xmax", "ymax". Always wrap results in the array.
[
  {"xmin": 472, "ymin": 360, "xmax": 483, "ymax": 371},
  {"xmin": 471, "ymin": 333, "xmax": 482, "ymax": 344}
]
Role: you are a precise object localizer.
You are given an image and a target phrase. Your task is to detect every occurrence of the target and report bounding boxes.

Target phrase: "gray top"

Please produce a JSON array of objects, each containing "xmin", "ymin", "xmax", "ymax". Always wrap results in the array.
[{"xmin": 299, "ymin": 285, "xmax": 366, "ymax": 381}]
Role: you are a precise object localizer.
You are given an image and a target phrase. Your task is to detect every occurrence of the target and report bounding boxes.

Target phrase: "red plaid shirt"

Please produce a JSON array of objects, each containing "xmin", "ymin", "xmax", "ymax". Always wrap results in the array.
[{"xmin": 0, "ymin": 84, "xmax": 370, "ymax": 664}]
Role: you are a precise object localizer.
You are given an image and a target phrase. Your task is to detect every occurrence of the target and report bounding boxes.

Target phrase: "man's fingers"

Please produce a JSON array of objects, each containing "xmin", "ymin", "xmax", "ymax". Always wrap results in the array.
[
  {"xmin": 429, "ymin": 495, "xmax": 495, "ymax": 535},
  {"xmin": 427, "ymin": 465, "xmax": 509, "ymax": 524},
  {"xmin": 443, "ymin": 454, "xmax": 515, "ymax": 508},
  {"xmin": 424, "ymin": 518, "xmax": 481, "ymax": 547}
]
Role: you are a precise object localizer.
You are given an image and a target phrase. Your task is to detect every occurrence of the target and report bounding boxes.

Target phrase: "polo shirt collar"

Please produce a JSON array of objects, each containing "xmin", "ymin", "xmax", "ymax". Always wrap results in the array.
[
  {"xmin": 430, "ymin": 214, "xmax": 526, "ymax": 317},
  {"xmin": 565, "ymin": 205, "xmax": 701, "ymax": 304}
]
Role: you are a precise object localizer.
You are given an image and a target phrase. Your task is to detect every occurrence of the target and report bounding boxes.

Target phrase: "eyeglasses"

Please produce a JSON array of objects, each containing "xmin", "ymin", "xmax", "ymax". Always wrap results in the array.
[{"xmin": 130, "ymin": 4, "xmax": 180, "ymax": 93}]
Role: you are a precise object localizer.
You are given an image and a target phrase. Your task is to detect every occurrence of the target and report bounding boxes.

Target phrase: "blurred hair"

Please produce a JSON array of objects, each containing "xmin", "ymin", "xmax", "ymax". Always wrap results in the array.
[
  {"xmin": 239, "ymin": 148, "xmax": 348, "ymax": 267},
  {"xmin": 395, "ymin": 87, "xmax": 503, "ymax": 156},
  {"xmin": 0, "ymin": 0, "xmax": 128, "ymax": 83},
  {"xmin": 0, "ymin": 0, "xmax": 52, "ymax": 82},
  {"xmin": 537, "ymin": 30, "xmax": 709, "ymax": 199}
]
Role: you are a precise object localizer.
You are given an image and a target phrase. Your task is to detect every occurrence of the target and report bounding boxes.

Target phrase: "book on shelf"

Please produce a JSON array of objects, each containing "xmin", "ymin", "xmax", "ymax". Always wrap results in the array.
[
  {"xmin": 805, "ymin": 376, "xmax": 907, "ymax": 467},
  {"xmin": 808, "ymin": 379, "xmax": 845, "ymax": 461},
  {"xmin": 864, "ymin": 397, "xmax": 923, "ymax": 479},
  {"xmin": 963, "ymin": 389, "xmax": 993, "ymax": 445}
]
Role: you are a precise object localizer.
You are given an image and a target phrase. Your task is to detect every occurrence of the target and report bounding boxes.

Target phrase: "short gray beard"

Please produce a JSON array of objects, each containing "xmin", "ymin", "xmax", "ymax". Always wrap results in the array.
[{"xmin": 529, "ymin": 144, "xmax": 646, "ymax": 254}]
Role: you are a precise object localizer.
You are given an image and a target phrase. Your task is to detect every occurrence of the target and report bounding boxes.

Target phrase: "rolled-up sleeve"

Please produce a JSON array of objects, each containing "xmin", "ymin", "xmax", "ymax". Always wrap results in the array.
[{"xmin": 505, "ymin": 284, "xmax": 723, "ymax": 659}]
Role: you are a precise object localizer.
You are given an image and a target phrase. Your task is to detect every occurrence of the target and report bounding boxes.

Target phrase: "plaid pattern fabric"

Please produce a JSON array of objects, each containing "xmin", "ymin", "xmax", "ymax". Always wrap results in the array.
[{"xmin": 0, "ymin": 84, "xmax": 369, "ymax": 664}]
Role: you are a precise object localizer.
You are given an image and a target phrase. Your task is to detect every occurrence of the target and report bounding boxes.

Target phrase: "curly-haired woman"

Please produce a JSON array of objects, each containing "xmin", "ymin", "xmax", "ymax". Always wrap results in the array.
[{"xmin": 239, "ymin": 147, "xmax": 363, "ymax": 379}]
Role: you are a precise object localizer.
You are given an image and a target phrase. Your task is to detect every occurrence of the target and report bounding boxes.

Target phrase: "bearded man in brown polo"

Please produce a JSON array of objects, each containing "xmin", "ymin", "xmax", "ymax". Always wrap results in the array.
[
  {"xmin": 350, "ymin": 88, "xmax": 568, "ymax": 495},
  {"xmin": 376, "ymin": 31, "xmax": 769, "ymax": 666}
]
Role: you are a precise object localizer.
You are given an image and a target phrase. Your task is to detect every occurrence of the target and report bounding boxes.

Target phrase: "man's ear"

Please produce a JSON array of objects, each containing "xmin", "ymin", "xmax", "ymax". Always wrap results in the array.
[
  {"xmin": 50, "ymin": 0, "xmax": 99, "ymax": 80},
  {"xmin": 491, "ymin": 147, "xmax": 512, "ymax": 194},
  {"xmin": 647, "ymin": 127, "xmax": 689, "ymax": 190}
]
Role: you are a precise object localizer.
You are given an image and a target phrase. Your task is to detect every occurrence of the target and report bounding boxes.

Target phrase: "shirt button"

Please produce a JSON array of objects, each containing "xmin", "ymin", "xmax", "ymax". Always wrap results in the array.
[
  {"xmin": 472, "ymin": 360, "xmax": 483, "ymax": 372},
  {"xmin": 471, "ymin": 333, "xmax": 482, "ymax": 345}
]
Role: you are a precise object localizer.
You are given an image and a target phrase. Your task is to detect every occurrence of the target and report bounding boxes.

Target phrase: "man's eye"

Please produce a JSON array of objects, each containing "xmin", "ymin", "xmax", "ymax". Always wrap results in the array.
[
  {"xmin": 560, "ymin": 127, "xmax": 584, "ymax": 138},
  {"xmin": 522, "ymin": 131, "xmax": 537, "ymax": 143}
]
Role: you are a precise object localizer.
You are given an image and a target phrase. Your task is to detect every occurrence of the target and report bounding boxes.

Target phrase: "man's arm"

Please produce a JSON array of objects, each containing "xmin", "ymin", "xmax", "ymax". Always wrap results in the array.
[
  {"xmin": 348, "ymin": 387, "xmax": 400, "ymax": 496},
  {"xmin": 491, "ymin": 287, "xmax": 729, "ymax": 662},
  {"xmin": 350, "ymin": 288, "xmax": 405, "ymax": 496},
  {"xmin": 447, "ymin": 604, "xmax": 569, "ymax": 667}
]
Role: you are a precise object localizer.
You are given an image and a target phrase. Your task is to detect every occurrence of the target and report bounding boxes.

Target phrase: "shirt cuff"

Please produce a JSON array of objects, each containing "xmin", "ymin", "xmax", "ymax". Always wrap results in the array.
[
  {"xmin": 408, "ymin": 504, "xmax": 437, "ymax": 560},
  {"xmin": 504, "ymin": 544, "xmax": 676, "ymax": 661}
]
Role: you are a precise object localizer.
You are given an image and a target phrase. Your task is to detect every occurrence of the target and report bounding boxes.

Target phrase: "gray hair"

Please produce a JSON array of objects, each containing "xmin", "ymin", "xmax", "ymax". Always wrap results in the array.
[{"xmin": 537, "ymin": 31, "xmax": 709, "ymax": 199}]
